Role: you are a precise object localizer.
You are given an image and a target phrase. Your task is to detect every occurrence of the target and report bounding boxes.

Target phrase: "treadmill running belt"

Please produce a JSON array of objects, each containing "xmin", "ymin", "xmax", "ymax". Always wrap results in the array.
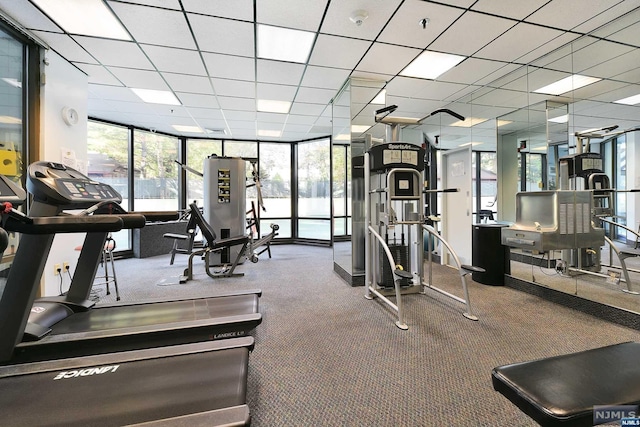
[{"xmin": 51, "ymin": 294, "xmax": 259, "ymax": 334}]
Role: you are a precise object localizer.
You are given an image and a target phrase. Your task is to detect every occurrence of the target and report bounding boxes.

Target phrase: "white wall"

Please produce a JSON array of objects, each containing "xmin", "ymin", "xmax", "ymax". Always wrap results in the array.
[{"xmin": 39, "ymin": 50, "xmax": 88, "ymax": 296}]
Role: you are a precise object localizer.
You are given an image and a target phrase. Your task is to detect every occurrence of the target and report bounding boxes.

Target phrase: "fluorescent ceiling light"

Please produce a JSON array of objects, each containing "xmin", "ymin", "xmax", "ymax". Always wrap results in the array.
[
  {"xmin": 172, "ymin": 125, "xmax": 203, "ymax": 133},
  {"xmin": 548, "ymin": 114, "xmax": 568, "ymax": 123},
  {"xmin": 532, "ymin": 145, "xmax": 548, "ymax": 151},
  {"xmin": 371, "ymin": 90, "xmax": 386, "ymax": 105},
  {"xmin": 533, "ymin": 75, "xmax": 601, "ymax": 95},
  {"xmin": 258, "ymin": 129, "xmax": 282, "ymax": 138},
  {"xmin": 257, "ymin": 24, "xmax": 315, "ymax": 63},
  {"xmin": 1, "ymin": 78, "xmax": 21, "ymax": 88},
  {"xmin": 257, "ymin": 99, "xmax": 291, "ymax": 114},
  {"xmin": 496, "ymin": 120, "xmax": 512, "ymax": 127},
  {"xmin": 614, "ymin": 93, "xmax": 640, "ymax": 105},
  {"xmin": 131, "ymin": 88, "xmax": 181, "ymax": 105},
  {"xmin": 450, "ymin": 117, "xmax": 487, "ymax": 127},
  {"xmin": 459, "ymin": 142, "xmax": 483, "ymax": 147},
  {"xmin": 334, "ymin": 133, "xmax": 351, "ymax": 141},
  {"xmin": 33, "ymin": 0, "xmax": 131, "ymax": 40},
  {"xmin": 351, "ymin": 125, "xmax": 371, "ymax": 133},
  {"xmin": 400, "ymin": 51, "xmax": 465, "ymax": 80}
]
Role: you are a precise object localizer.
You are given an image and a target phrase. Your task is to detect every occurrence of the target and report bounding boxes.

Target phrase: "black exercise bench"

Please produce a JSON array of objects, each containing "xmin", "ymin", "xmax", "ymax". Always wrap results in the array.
[{"xmin": 492, "ymin": 341, "xmax": 640, "ymax": 426}]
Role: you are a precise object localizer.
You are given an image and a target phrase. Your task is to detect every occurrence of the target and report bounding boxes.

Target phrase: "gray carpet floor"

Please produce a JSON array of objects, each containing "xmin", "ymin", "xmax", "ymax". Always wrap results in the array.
[{"xmin": 99, "ymin": 245, "xmax": 640, "ymax": 426}]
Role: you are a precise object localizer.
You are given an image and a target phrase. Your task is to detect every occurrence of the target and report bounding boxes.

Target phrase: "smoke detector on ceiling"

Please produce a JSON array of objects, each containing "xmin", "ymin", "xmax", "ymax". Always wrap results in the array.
[{"xmin": 349, "ymin": 10, "xmax": 368, "ymax": 26}]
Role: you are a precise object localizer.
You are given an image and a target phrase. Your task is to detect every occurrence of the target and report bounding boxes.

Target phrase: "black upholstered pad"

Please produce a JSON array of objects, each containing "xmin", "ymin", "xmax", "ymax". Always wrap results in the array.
[{"xmin": 492, "ymin": 342, "xmax": 640, "ymax": 427}]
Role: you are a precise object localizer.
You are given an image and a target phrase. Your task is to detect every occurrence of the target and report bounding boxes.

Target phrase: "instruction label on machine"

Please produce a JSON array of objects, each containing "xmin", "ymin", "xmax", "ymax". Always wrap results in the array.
[{"xmin": 218, "ymin": 168, "xmax": 231, "ymax": 203}]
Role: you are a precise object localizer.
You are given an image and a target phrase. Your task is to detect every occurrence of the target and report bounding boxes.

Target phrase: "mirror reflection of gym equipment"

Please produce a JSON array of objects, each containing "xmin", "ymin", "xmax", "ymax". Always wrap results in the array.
[
  {"xmin": 502, "ymin": 125, "xmax": 640, "ymax": 296},
  {"xmin": 360, "ymin": 106, "xmax": 483, "ymax": 329}
]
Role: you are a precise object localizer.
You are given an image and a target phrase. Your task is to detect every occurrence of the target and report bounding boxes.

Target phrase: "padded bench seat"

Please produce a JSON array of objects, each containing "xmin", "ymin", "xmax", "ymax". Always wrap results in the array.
[{"xmin": 492, "ymin": 342, "xmax": 640, "ymax": 426}]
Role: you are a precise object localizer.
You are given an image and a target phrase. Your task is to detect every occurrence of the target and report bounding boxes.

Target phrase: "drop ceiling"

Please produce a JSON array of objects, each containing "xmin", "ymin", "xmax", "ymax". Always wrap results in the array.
[{"xmin": 0, "ymin": 0, "xmax": 639, "ymax": 150}]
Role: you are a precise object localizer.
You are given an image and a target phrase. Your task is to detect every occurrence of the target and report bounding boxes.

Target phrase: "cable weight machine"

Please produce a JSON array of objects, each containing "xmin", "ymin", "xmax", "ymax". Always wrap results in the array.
[{"xmin": 363, "ymin": 106, "xmax": 482, "ymax": 330}]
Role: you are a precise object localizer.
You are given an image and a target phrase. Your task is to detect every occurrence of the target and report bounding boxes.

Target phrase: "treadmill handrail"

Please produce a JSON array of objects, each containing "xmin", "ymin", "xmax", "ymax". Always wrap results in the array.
[{"xmin": 2, "ymin": 214, "xmax": 124, "ymax": 234}]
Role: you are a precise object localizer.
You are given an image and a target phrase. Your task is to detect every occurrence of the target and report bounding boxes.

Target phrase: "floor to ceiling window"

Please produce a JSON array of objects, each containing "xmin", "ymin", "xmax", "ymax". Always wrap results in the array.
[
  {"xmin": 133, "ymin": 130, "xmax": 179, "ymax": 211},
  {"xmin": 185, "ymin": 138, "xmax": 222, "ymax": 206},
  {"xmin": 297, "ymin": 137, "xmax": 331, "ymax": 240},
  {"xmin": 258, "ymin": 142, "xmax": 291, "ymax": 238},
  {"xmin": 87, "ymin": 120, "xmax": 131, "ymax": 250},
  {"xmin": 0, "ymin": 25, "xmax": 29, "ymax": 269}
]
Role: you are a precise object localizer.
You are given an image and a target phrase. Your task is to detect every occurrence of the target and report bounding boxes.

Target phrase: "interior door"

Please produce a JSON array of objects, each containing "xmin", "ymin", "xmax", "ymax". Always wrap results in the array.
[{"xmin": 441, "ymin": 147, "xmax": 473, "ymax": 266}]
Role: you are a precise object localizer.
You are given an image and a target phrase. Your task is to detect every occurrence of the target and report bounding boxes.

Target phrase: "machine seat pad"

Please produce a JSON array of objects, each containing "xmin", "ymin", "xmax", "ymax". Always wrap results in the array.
[{"xmin": 492, "ymin": 341, "xmax": 640, "ymax": 427}]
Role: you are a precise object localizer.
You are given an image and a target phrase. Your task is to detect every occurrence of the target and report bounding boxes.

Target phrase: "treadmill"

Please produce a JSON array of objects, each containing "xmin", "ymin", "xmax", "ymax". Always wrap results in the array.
[
  {"xmin": 0, "ymin": 174, "xmax": 254, "ymax": 426},
  {"xmin": 14, "ymin": 161, "xmax": 261, "ymax": 364}
]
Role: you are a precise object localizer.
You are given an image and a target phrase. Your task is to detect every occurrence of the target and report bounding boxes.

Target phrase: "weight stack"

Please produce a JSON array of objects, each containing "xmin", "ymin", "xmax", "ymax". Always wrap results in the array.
[{"xmin": 377, "ymin": 244, "xmax": 410, "ymax": 289}]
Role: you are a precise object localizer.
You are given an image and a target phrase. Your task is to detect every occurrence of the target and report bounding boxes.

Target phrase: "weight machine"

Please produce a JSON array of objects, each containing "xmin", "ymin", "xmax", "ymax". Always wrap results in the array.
[{"xmin": 363, "ymin": 107, "xmax": 481, "ymax": 330}]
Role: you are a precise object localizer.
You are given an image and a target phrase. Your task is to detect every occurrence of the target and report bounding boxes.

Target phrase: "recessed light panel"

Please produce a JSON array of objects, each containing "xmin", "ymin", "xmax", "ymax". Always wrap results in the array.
[
  {"xmin": 614, "ymin": 94, "xmax": 640, "ymax": 105},
  {"xmin": 131, "ymin": 88, "xmax": 181, "ymax": 105},
  {"xmin": 172, "ymin": 125, "xmax": 203, "ymax": 133},
  {"xmin": 400, "ymin": 51, "xmax": 465, "ymax": 80},
  {"xmin": 533, "ymin": 75, "xmax": 601, "ymax": 95},
  {"xmin": 33, "ymin": 0, "xmax": 131, "ymax": 40},
  {"xmin": 257, "ymin": 99, "xmax": 291, "ymax": 114},
  {"xmin": 351, "ymin": 125, "xmax": 371, "ymax": 133},
  {"xmin": 548, "ymin": 114, "xmax": 568, "ymax": 123},
  {"xmin": 257, "ymin": 24, "xmax": 315, "ymax": 63},
  {"xmin": 258, "ymin": 129, "xmax": 282, "ymax": 137},
  {"xmin": 450, "ymin": 118, "xmax": 487, "ymax": 127}
]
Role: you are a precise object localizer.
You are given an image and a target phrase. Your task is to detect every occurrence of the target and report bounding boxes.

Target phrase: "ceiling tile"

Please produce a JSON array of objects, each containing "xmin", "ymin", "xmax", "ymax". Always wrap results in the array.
[
  {"xmin": 475, "ymin": 23, "xmax": 565, "ymax": 63},
  {"xmin": 184, "ymin": 106, "xmax": 224, "ymax": 120},
  {"xmin": 571, "ymin": 40, "xmax": 635, "ymax": 75},
  {"xmin": 224, "ymin": 110, "xmax": 256, "ymax": 121},
  {"xmin": 188, "ymin": 14, "xmax": 254, "ymax": 56},
  {"xmin": 588, "ymin": 7, "xmax": 640, "ymax": 38},
  {"xmin": 108, "ymin": 0, "xmax": 182, "ymax": 10},
  {"xmin": 256, "ymin": 83, "xmax": 297, "ymax": 101},
  {"xmin": 201, "ymin": 53, "xmax": 255, "ymax": 81},
  {"xmin": 163, "ymin": 73, "xmax": 214, "ymax": 94},
  {"xmin": 109, "ymin": 2, "xmax": 197, "ymax": 49},
  {"xmin": 378, "ymin": 0, "xmax": 465, "ymax": 49},
  {"xmin": 581, "ymin": 47, "xmax": 640, "ymax": 81},
  {"xmin": 356, "ymin": 43, "xmax": 420, "ymax": 75},
  {"xmin": 211, "ymin": 78, "xmax": 255, "ymax": 98},
  {"xmin": 176, "ymin": 92, "xmax": 219, "ymax": 109},
  {"xmin": 309, "ymin": 34, "xmax": 371, "ymax": 69},
  {"xmin": 287, "ymin": 113, "xmax": 319, "ymax": 124},
  {"xmin": 33, "ymin": 31, "xmax": 97, "ymax": 63},
  {"xmin": 300, "ymin": 66, "xmax": 350, "ymax": 89},
  {"xmin": 320, "ymin": 0, "xmax": 403, "ymax": 40},
  {"xmin": 0, "ymin": 0, "xmax": 61, "ymax": 32},
  {"xmin": 141, "ymin": 45, "xmax": 207, "ymax": 75},
  {"xmin": 439, "ymin": 58, "xmax": 510, "ymax": 85},
  {"xmin": 515, "ymin": 33, "xmax": 579, "ymax": 66},
  {"xmin": 217, "ymin": 96, "xmax": 256, "ymax": 110},
  {"xmin": 429, "ymin": 11, "xmax": 516, "ymax": 56},
  {"xmin": 257, "ymin": 60, "xmax": 305, "ymax": 86},
  {"xmin": 257, "ymin": 112, "xmax": 287, "ymax": 124},
  {"xmin": 75, "ymin": 63, "xmax": 122, "ymax": 86},
  {"xmin": 182, "ymin": 0, "xmax": 254, "ymax": 20},
  {"xmin": 526, "ymin": 0, "xmax": 624, "ymax": 31},
  {"xmin": 72, "ymin": 36, "xmax": 153, "ymax": 69},
  {"xmin": 471, "ymin": 0, "xmax": 548, "ymax": 20},
  {"xmin": 289, "ymin": 103, "xmax": 328, "ymax": 116},
  {"xmin": 107, "ymin": 67, "xmax": 167, "ymax": 90},
  {"xmin": 88, "ymin": 84, "xmax": 142, "ymax": 102},
  {"xmin": 294, "ymin": 87, "xmax": 336, "ymax": 104},
  {"xmin": 257, "ymin": 0, "xmax": 327, "ymax": 31}
]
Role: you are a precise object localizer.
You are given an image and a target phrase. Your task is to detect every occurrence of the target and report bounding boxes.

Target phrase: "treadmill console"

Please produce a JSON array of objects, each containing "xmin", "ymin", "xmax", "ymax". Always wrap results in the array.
[{"xmin": 27, "ymin": 161, "xmax": 121, "ymax": 208}]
